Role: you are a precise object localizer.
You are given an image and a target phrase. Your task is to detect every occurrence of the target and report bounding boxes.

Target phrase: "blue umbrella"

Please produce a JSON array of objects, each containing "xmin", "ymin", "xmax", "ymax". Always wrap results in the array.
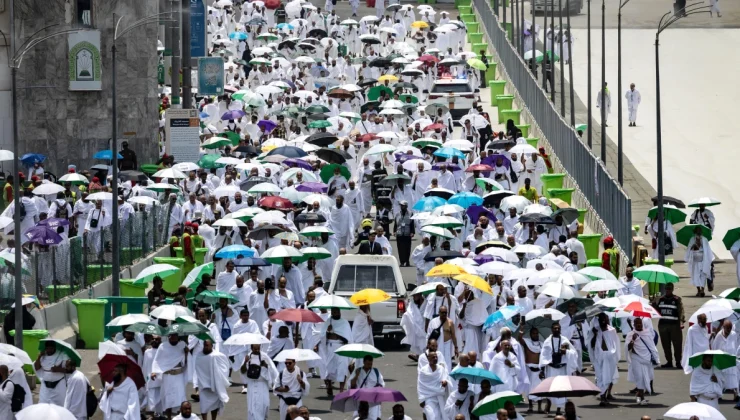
[
  {"xmin": 310, "ymin": 65, "xmax": 329, "ymax": 78},
  {"xmin": 20, "ymin": 153, "xmax": 46, "ymax": 165},
  {"xmin": 483, "ymin": 305, "xmax": 523, "ymax": 329},
  {"xmin": 23, "ymin": 225, "xmax": 63, "ymax": 246},
  {"xmin": 228, "ymin": 31, "xmax": 249, "ymax": 40},
  {"xmin": 276, "ymin": 23, "xmax": 295, "ymax": 30},
  {"xmin": 221, "ymin": 110, "xmax": 247, "ymax": 120},
  {"xmin": 434, "ymin": 147, "xmax": 466, "ymax": 160},
  {"xmin": 449, "ymin": 192, "xmax": 484, "ymax": 208},
  {"xmin": 449, "ymin": 367, "xmax": 503, "ymax": 386},
  {"xmin": 199, "ymin": 111, "xmax": 210, "ymax": 119},
  {"xmin": 93, "ymin": 150, "xmax": 123, "ymax": 160},
  {"xmin": 413, "ymin": 196, "xmax": 447, "ymax": 212},
  {"xmin": 266, "ymin": 146, "xmax": 307, "ymax": 158},
  {"xmin": 215, "ymin": 245, "xmax": 256, "ymax": 260}
]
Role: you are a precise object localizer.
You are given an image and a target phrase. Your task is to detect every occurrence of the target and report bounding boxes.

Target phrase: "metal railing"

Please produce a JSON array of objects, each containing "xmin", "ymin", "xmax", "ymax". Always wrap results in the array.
[
  {"xmin": 474, "ymin": 0, "xmax": 632, "ymax": 262},
  {"xmin": 0, "ymin": 204, "xmax": 170, "ymax": 309}
]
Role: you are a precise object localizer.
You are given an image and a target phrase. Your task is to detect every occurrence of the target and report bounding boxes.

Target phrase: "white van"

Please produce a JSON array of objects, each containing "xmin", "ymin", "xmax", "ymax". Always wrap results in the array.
[{"xmin": 328, "ymin": 255, "xmax": 408, "ymax": 340}]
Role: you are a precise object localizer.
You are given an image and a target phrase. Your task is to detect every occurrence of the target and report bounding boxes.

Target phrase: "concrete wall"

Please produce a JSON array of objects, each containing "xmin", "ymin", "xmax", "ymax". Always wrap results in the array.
[{"xmin": 12, "ymin": 0, "xmax": 160, "ymax": 176}]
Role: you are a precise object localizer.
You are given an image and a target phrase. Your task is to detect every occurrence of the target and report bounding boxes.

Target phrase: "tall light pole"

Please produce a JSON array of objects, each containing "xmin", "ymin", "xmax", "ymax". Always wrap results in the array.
[
  {"xmin": 567, "ymin": 0, "xmax": 575, "ymax": 127},
  {"xmin": 600, "ymin": 0, "xmax": 606, "ymax": 163},
  {"xmin": 111, "ymin": 12, "xmax": 174, "ymax": 298},
  {"xmin": 181, "ymin": 0, "xmax": 192, "ymax": 109},
  {"xmin": 587, "ymin": 0, "xmax": 592, "ymax": 148},
  {"xmin": 520, "ymin": 0, "xmax": 525, "ymax": 57},
  {"xmin": 559, "ymin": 0, "xmax": 565, "ymax": 115},
  {"xmin": 550, "ymin": 0, "xmax": 555, "ymax": 103},
  {"xmin": 617, "ymin": 0, "xmax": 632, "ymax": 185},
  {"xmin": 655, "ymin": 2, "xmax": 710, "ymax": 264},
  {"xmin": 4, "ymin": 17, "xmax": 79, "ymax": 348}
]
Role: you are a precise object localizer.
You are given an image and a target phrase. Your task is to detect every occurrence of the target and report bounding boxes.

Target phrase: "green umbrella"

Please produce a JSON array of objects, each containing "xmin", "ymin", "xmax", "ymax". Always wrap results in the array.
[
  {"xmin": 308, "ymin": 120, "xmax": 332, "ymax": 129},
  {"xmin": 133, "ymin": 264, "xmax": 180, "ymax": 285},
  {"xmin": 647, "ymin": 205, "xmax": 686, "ymax": 225},
  {"xmin": 472, "ymin": 391, "xmax": 524, "ymax": 416},
  {"xmin": 555, "ymin": 297, "xmax": 595, "ymax": 313},
  {"xmin": 305, "ymin": 105, "xmax": 331, "ymax": 114},
  {"xmin": 216, "ymin": 49, "xmax": 234, "ymax": 56},
  {"xmin": 197, "ymin": 154, "xmax": 225, "ymax": 170},
  {"xmin": 722, "ymin": 227, "xmax": 740, "ymax": 250},
  {"xmin": 232, "ymin": 90, "xmax": 251, "ymax": 101},
  {"xmin": 183, "ymin": 262, "xmax": 213, "ymax": 289},
  {"xmin": 467, "ymin": 58, "xmax": 487, "ymax": 70},
  {"xmin": 298, "ymin": 246, "xmax": 332, "ymax": 261},
  {"xmin": 632, "ymin": 264, "xmax": 679, "ymax": 284},
  {"xmin": 0, "ymin": 253, "xmax": 31, "ymax": 275},
  {"xmin": 379, "ymin": 173, "xmax": 412, "ymax": 186},
  {"xmin": 195, "ymin": 290, "xmax": 239, "ymax": 305},
  {"xmin": 675, "ymin": 224, "xmax": 712, "ymax": 247},
  {"xmin": 545, "ymin": 50, "xmax": 560, "ymax": 62},
  {"xmin": 719, "ymin": 288, "xmax": 740, "ymax": 299},
  {"xmin": 688, "ymin": 350, "xmax": 737, "ymax": 370},
  {"xmin": 257, "ymin": 33, "xmax": 279, "ymax": 41},
  {"xmin": 246, "ymin": 95, "xmax": 266, "ymax": 108},
  {"xmin": 223, "ymin": 131, "xmax": 241, "ymax": 146},
  {"xmin": 412, "ymin": 139, "xmax": 443, "ymax": 149},
  {"xmin": 126, "ymin": 322, "xmax": 166, "ymax": 335},
  {"xmin": 367, "ymin": 85, "xmax": 393, "ymax": 101},
  {"xmin": 476, "ymin": 178, "xmax": 504, "ymax": 191},
  {"xmin": 39, "ymin": 339, "xmax": 82, "ymax": 366},
  {"xmin": 320, "ymin": 164, "xmax": 351, "ymax": 183},
  {"xmin": 201, "ymin": 137, "xmax": 232, "ymax": 149},
  {"xmin": 165, "ymin": 321, "xmax": 209, "ymax": 336},
  {"xmin": 575, "ymin": 124, "xmax": 588, "ymax": 131},
  {"xmin": 398, "ymin": 94, "xmax": 418, "ymax": 104}
]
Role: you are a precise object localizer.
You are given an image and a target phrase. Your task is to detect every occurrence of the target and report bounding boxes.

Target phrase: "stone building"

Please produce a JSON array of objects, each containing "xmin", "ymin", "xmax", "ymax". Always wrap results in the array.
[{"xmin": 0, "ymin": 0, "xmax": 160, "ymax": 177}]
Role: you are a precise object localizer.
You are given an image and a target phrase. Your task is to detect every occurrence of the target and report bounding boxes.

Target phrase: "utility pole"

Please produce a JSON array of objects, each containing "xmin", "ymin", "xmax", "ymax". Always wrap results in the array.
[
  {"xmin": 9, "ymin": 0, "xmax": 22, "ymax": 350},
  {"xmin": 182, "ymin": 0, "xmax": 192, "ymax": 109},
  {"xmin": 587, "ymin": 0, "xmax": 592, "ymax": 148},
  {"xmin": 567, "ymin": 0, "xmax": 575, "ymax": 127},
  {"xmin": 170, "ymin": 0, "xmax": 181, "ymax": 107},
  {"xmin": 559, "ymin": 0, "xmax": 565, "ymax": 115},
  {"xmin": 550, "ymin": 0, "xmax": 555, "ymax": 103},
  {"xmin": 617, "ymin": 0, "xmax": 632, "ymax": 185},
  {"xmin": 600, "ymin": 0, "xmax": 606, "ymax": 163}
]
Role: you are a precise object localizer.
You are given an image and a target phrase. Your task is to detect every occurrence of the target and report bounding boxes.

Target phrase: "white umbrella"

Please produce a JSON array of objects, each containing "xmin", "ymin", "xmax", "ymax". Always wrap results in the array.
[
  {"xmin": 523, "ymin": 203, "xmax": 553, "ymax": 216},
  {"xmin": 526, "ymin": 268, "xmax": 565, "ymax": 286},
  {"xmin": 86, "ymin": 192, "xmax": 114, "ymax": 201},
  {"xmin": 251, "ymin": 211, "xmax": 289, "ymax": 226},
  {"xmin": 688, "ymin": 197, "xmax": 721, "ymax": 207},
  {"xmin": 173, "ymin": 162, "xmax": 200, "ymax": 172},
  {"xmin": 525, "ymin": 259, "xmax": 562, "ymax": 270},
  {"xmin": 526, "ymin": 308, "xmax": 566, "ymax": 321},
  {"xmin": 213, "ymin": 218, "xmax": 247, "ymax": 228},
  {"xmin": 58, "ymin": 173, "xmax": 89, "ymax": 183},
  {"xmin": 402, "ymin": 159, "xmax": 432, "ymax": 172},
  {"xmin": 556, "ymin": 271, "xmax": 591, "ymax": 286},
  {"xmin": 444, "ymin": 139, "xmax": 475, "ymax": 150},
  {"xmin": 261, "ymin": 245, "xmax": 303, "ymax": 260},
  {"xmin": 308, "ymin": 294, "xmax": 357, "ymax": 310},
  {"xmin": 248, "ymin": 182, "xmax": 282, "ymax": 195},
  {"xmin": 420, "ymin": 225, "xmax": 454, "ymax": 239},
  {"xmin": 147, "ymin": 183, "xmax": 180, "ymax": 193},
  {"xmin": 213, "ymin": 185, "xmax": 240, "ymax": 198},
  {"xmin": 581, "ymin": 279, "xmax": 624, "ymax": 292},
  {"xmin": 153, "ymin": 168, "xmax": 187, "ymax": 179},
  {"xmin": 301, "ymin": 193, "xmax": 334, "ymax": 209},
  {"xmin": 480, "ymin": 247, "xmax": 519, "ymax": 263},
  {"xmin": 294, "ymin": 90, "xmax": 318, "ymax": 100},
  {"xmin": 128, "ymin": 196, "xmax": 158, "ymax": 206},
  {"xmin": 0, "ymin": 150, "xmax": 14, "ymax": 161},
  {"xmin": 10, "ymin": 297, "xmax": 36, "ymax": 308},
  {"xmin": 376, "ymin": 131, "xmax": 400, "ymax": 140},
  {"xmin": 150, "ymin": 304, "xmax": 194, "ymax": 321},
  {"xmin": 215, "ymin": 157, "xmax": 243, "ymax": 166},
  {"xmin": 365, "ymin": 144, "xmax": 397, "ymax": 156},
  {"xmin": 500, "ymin": 195, "xmax": 531, "ymax": 213},
  {"xmin": 380, "ymin": 99, "xmax": 404, "ymax": 109},
  {"xmin": 223, "ymin": 332, "xmax": 269, "ymax": 347},
  {"xmin": 425, "ymin": 215, "xmax": 463, "ymax": 228},
  {"xmin": 578, "ymin": 266, "xmax": 618, "ymax": 281},
  {"xmin": 459, "ymin": 114, "xmax": 489, "ymax": 129},
  {"xmin": 503, "ymin": 268, "xmax": 537, "ymax": 283},
  {"xmin": 16, "ymin": 403, "xmax": 78, "ymax": 420},
  {"xmin": 431, "ymin": 204, "xmax": 465, "ymax": 215},
  {"xmin": 274, "ymin": 348, "xmax": 322, "ymax": 362},
  {"xmin": 106, "ymin": 313, "xmax": 151, "ymax": 327},
  {"xmin": 410, "ymin": 282, "xmax": 453, "ymax": 295},
  {"xmin": 664, "ymin": 402, "xmax": 725, "ymax": 420},
  {"xmin": 98, "ymin": 340, "xmax": 127, "ymax": 360},
  {"xmin": 477, "ymin": 261, "xmax": 517, "ymax": 276},
  {"xmin": 300, "ymin": 226, "xmax": 334, "ymax": 236},
  {"xmin": 0, "ymin": 353, "xmax": 23, "ymax": 370},
  {"xmin": 689, "ymin": 303, "xmax": 734, "ymax": 324},
  {"xmin": 538, "ymin": 282, "xmax": 577, "ymax": 299},
  {"xmin": 379, "ymin": 108, "xmax": 405, "ymax": 116},
  {"xmin": 0, "ymin": 343, "xmax": 33, "ymax": 365},
  {"xmin": 511, "ymin": 244, "xmax": 547, "ymax": 256},
  {"xmin": 509, "ymin": 144, "xmax": 540, "ymax": 155},
  {"xmin": 411, "ymin": 212, "xmax": 432, "ymax": 220}
]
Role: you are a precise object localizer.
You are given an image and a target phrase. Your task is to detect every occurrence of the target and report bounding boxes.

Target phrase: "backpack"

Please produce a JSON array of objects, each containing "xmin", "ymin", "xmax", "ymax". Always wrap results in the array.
[
  {"xmin": 18, "ymin": 202, "xmax": 26, "ymax": 221},
  {"xmin": 86, "ymin": 384, "xmax": 98, "ymax": 417},
  {"xmin": 2, "ymin": 380, "xmax": 25, "ymax": 412},
  {"xmin": 245, "ymin": 353, "xmax": 263, "ymax": 380}
]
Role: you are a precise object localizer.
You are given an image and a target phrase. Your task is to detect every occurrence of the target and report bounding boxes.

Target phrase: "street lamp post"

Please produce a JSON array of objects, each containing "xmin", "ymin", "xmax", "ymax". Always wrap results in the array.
[
  {"xmin": 655, "ymin": 3, "xmax": 710, "ymax": 264},
  {"xmin": 111, "ymin": 12, "xmax": 174, "ymax": 298},
  {"xmin": 587, "ymin": 0, "xmax": 592, "ymax": 148},
  {"xmin": 600, "ymin": 0, "xmax": 606, "ymax": 163},
  {"xmin": 566, "ymin": 0, "xmax": 575, "ymax": 127},
  {"xmin": 550, "ymin": 0, "xmax": 555, "ymax": 103},
  {"xmin": 617, "ymin": 0, "xmax": 632, "ymax": 185},
  {"xmin": 559, "ymin": 0, "xmax": 565, "ymax": 115}
]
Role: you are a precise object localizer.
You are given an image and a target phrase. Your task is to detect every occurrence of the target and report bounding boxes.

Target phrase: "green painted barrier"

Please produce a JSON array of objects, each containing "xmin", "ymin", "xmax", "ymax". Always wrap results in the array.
[
  {"xmin": 121, "ymin": 247, "xmax": 142, "ymax": 266},
  {"xmin": 526, "ymin": 137, "xmax": 539, "ymax": 149},
  {"xmin": 515, "ymin": 124, "xmax": 530, "ymax": 137},
  {"xmin": 465, "ymin": 22, "xmax": 479, "ymax": 35},
  {"xmin": 496, "ymin": 94, "xmax": 515, "ymax": 123},
  {"xmin": 500, "ymin": 109, "xmax": 522, "ymax": 125},
  {"xmin": 86, "ymin": 264, "xmax": 113, "ymax": 283},
  {"xmin": 547, "ymin": 187, "xmax": 575, "ymax": 205},
  {"xmin": 119, "ymin": 279, "xmax": 148, "ymax": 315},
  {"xmin": 46, "ymin": 285, "xmax": 72, "ymax": 303},
  {"xmin": 152, "ymin": 257, "xmax": 186, "ymax": 293},
  {"xmin": 456, "ymin": 0, "xmax": 472, "ymax": 6},
  {"xmin": 472, "ymin": 42, "xmax": 488, "ymax": 56},
  {"xmin": 577, "ymin": 209, "xmax": 588, "ymax": 224},
  {"xmin": 9, "ymin": 329, "xmax": 48, "ymax": 361},
  {"xmin": 503, "ymin": 22, "xmax": 513, "ymax": 40},
  {"xmin": 461, "ymin": 14, "xmax": 476, "ymax": 24},
  {"xmin": 485, "ymin": 60, "xmax": 497, "ymax": 82},
  {"xmin": 489, "ymin": 80, "xmax": 506, "ymax": 105},
  {"xmin": 579, "ymin": 234, "xmax": 604, "ymax": 261},
  {"xmin": 71, "ymin": 299, "xmax": 108, "ymax": 349},
  {"xmin": 469, "ymin": 32, "xmax": 484, "ymax": 44},
  {"xmin": 459, "ymin": 6, "xmax": 472, "ymax": 15},
  {"xmin": 195, "ymin": 248, "xmax": 208, "ymax": 265},
  {"xmin": 540, "ymin": 173, "xmax": 565, "ymax": 196}
]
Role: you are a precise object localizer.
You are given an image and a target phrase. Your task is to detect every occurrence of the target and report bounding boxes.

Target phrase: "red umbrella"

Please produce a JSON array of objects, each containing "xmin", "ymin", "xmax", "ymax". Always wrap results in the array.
[
  {"xmin": 271, "ymin": 308, "xmax": 325, "ymax": 323},
  {"xmin": 620, "ymin": 301, "xmax": 662, "ymax": 318},
  {"xmin": 258, "ymin": 196, "xmax": 294, "ymax": 210},
  {"xmin": 422, "ymin": 123, "xmax": 445, "ymax": 132},
  {"xmin": 359, "ymin": 133, "xmax": 380, "ymax": 142},
  {"xmin": 530, "ymin": 375, "xmax": 600, "ymax": 398},
  {"xmin": 98, "ymin": 354, "xmax": 146, "ymax": 389},
  {"xmin": 466, "ymin": 164, "xmax": 494, "ymax": 172},
  {"xmin": 264, "ymin": 0, "xmax": 281, "ymax": 9},
  {"xmin": 419, "ymin": 55, "xmax": 440, "ymax": 64}
]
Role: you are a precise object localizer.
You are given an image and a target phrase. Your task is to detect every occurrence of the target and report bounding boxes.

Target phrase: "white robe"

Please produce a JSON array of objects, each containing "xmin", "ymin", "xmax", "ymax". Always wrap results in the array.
[
  {"xmin": 690, "ymin": 366, "xmax": 724, "ymax": 409},
  {"xmin": 8, "ymin": 368, "xmax": 31, "ymax": 409},
  {"xmin": 417, "ymin": 364, "xmax": 452, "ymax": 420},
  {"xmin": 682, "ymin": 323, "xmax": 710, "ymax": 374},
  {"xmin": 319, "ymin": 317, "xmax": 352, "ymax": 382},
  {"xmin": 521, "ymin": 337, "xmax": 543, "ymax": 400},
  {"xmin": 401, "ymin": 299, "xmax": 427, "ymax": 354},
  {"xmin": 194, "ymin": 351, "xmax": 231, "ymax": 414},
  {"xmin": 245, "ymin": 351, "xmax": 278, "ymax": 420},
  {"xmin": 142, "ymin": 347, "xmax": 162, "ymax": 413},
  {"xmin": 490, "ymin": 351, "xmax": 520, "ymax": 393},
  {"xmin": 426, "ymin": 317, "xmax": 455, "ymax": 370},
  {"xmin": 710, "ymin": 330, "xmax": 738, "ymax": 391},
  {"xmin": 591, "ymin": 326, "xmax": 621, "ymax": 393},
  {"xmin": 99, "ymin": 377, "xmax": 140, "ymax": 420},
  {"xmin": 0, "ymin": 379, "xmax": 13, "ymax": 420},
  {"xmin": 328, "ymin": 204, "xmax": 355, "ymax": 249},
  {"xmin": 152, "ymin": 340, "xmax": 188, "ymax": 411},
  {"xmin": 274, "ymin": 367, "xmax": 310, "ymax": 420},
  {"xmin": 540, "ymin": 335, "xmax": 577, "ymax": 408},
  {"xmin": 444, "ymin": 389, "xmax": 475, "ymax": 420},
  {"xmin": 64, "ymin": 370, "xmax": 90, "ymax": 419},
  {"xmin": 36, "ymin": 351, "xmax": 70, "ymax": 406},
  {"xmin": 685, "ymin": 236, "xmax": 714, "ymax": 288},
  {"xmin": 625, "ymin": 329, "xmax": 659, "ymax": 392}
]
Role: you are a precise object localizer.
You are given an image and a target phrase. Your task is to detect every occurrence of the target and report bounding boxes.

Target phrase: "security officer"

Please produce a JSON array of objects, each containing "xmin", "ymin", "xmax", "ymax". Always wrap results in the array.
[
  {"xmin": 118, "ymin": 141, "xmax": 138, "ymax": 171},
  {"xmin": 652, "ymin": 282, "xmax": 685, "ymax": 369},
  {"xmin": 393, "ymin": 201, "xmax": 415, "ymax": 267}
]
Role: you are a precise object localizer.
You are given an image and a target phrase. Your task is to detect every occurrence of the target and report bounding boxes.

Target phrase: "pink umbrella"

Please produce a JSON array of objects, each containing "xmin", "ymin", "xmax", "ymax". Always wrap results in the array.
[
  {"xmin": 270, "ymin": 308, "xmax": 325, "ymax": 323},
  {"xmin": 331, "ymin": 387, "xmax": 407, "ymax": 412},
  {"xmin": 529, "ymin": 375, "xmax": 601, "ymax": 398}
]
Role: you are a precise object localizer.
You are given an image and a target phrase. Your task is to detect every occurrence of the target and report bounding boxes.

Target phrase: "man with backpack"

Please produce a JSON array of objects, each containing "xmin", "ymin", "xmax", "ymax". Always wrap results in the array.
[
  {"xmin": 64, "ymin": 359, "xmax": 93, "ymax": 420},
  {"xmin": 350, "ymin": 355, "xmax": 385, "ymax": 420}
]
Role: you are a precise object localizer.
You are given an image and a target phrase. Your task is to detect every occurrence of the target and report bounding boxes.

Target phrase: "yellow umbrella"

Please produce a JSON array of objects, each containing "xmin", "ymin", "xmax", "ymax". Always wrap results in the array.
[
  {"xmin": 454, "ymin": 274, "xmax": 493, "ymax": 295},
  {"xmin": 426, "ymin": 264, "xmax": 468, "ymax": 278},
  {"xmin": 261, "ymin": 145, "xmax": 277, "ymax": 152},
  {"xmin": 350, "ymin": 288, "xmax": 391, "ymax": 305},
  {"xmin": 378, "ymin": 74, "xmax": 399, "ymax": 82},
  {"xmin": 411, "ymin": 21, "xmax": 430, "ymax": 29}
]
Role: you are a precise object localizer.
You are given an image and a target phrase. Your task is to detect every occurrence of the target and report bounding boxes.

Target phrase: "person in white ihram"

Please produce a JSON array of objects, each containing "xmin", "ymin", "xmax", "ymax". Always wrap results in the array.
[
  {"xmin": 35, "ymin": 340, "xmax": 69, "ymax": 406},
  {"xmin": 194, "ymin": 340, "xmax": 230, "ymax": 420},
  {"xmin": 417, "ymin": 352, "xmax": 452, "ymax": 420},
  {"xmin": 64, "ymin": 359, "xmax": 91, "ymax": 420},
  {"xmin": 596, "ymin": 82, "xmax": 611, "ymax": 126},
  {"xmin": 242, "ymin": 344, "xmax": 278, "ymax": 420},
  {"xmin": 152, "ymin": 333, "xmax": 189, "ymax": 418},
  {"xmin": 625, "ymin": 318, "xmax": 660, "ymax": 405},
  {"xmin": 99, "ymin": 363, "xmax": 141, "ymax": 420},
  {"xmin": 625, "ymin": 83, "xmax": 641, "ymax": 127}
]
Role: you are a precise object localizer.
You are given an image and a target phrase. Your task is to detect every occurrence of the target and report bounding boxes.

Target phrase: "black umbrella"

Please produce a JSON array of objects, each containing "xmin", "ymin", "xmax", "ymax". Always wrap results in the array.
[
  {"xmin": 569, "ymin": 305, "xmax": 607, "ymax": 325},
  {"xmin": 519, "ymin": 213, "xmax": 555, "ymax": 224},
  {"xmin": 482, "ymin": 190, "xmax": 514, "ymax": 207},
  {"xmin": 295, "ymin": 213, "xmax": 327, "ymax": 223},
  {"xmin": 650, "ymin": 195, "xmax": 685, "ymax": 208},
  {"xmin": 361, "ymin": 37, "xmax": 381, "ymax": 45},
  {"xmin": 487, "ymin": 139, "xmax": 517, "ymax": 150},
  {"xmin": 555, "ymin": 297, "xmax": 594, "ymax": 313},
  {"xmin": 307, "ymin": 28, "xmax": 328, "ymax": 38},
  {"xmin": 393, "ymin": 82, "xmax": 417, "ymax": 90},
  {"xmin": 379, "ymin": 173, "xmax": 412, "ymax": 186},
  {"xmin": 306, "ymin": 132, "xmax": 338, "ymax": 147},
  {"xmin": 370, "ymin": 57, "xmax": 392, "ymax": 68},
  {"xmin": 118, "ymin": 170, "xmax": 148, "ymax": 182},
  {"xmin": 523, "ymin": 317, "xmax": 555, "ymax": 340},
  {"xmin": 234, "ymin": 145, "xmax": 259, "ymax": 156},
  {"xmin": 424, "ymin": 250, "xmax": 464, "ymax": 262},
  {"xmin": 278, "ymin": 39, "xmax": 297, "ymax": 50},
  {"xmin": 266, "ymin": 146, "xmax": 307, "ymax": 158},
  {"xmin": 90, "ymin": 164, "xmax": 109, "ymax": 172},
  {"xmin": 315, "ymin": 148, "xmax": 349, "ymax": 164},
  {"xmin": 306, "ymin": 113, "xmax": 328, "ymax": 121},
  {"xmin": 297, "ymin": 43, "xmax": 317, "ymax": 50},
  {"xmin": 424, "ymin": 189, "xmax": 455, "ymax": 200},
  {"xmin": 241, "ymin": 176, "xmax": 274, "ymax": 191},
  {"xmin": 552, "ymin": 208, "xmax": 580, "ymax": 224},
  {"xmin": 358, "ymin": 78, "xmax": 378, "ymax": 88},
  {"xmin": 360, "ymin": 100, "xmax": 380, "ymax": 113},
  {"xmin": 246, "ymin": 224, "xmax": 285, "ymax": 240}
]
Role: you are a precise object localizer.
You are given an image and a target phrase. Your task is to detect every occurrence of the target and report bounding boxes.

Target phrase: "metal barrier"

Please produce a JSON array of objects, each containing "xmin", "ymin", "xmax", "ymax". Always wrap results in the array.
[
  {"xmin": 0, "ymin": 203, "xmax": 171, "ymax": 309},
  {"xmin": 473, "ymin": 0, "xmax": 632, "ymax": 262}
]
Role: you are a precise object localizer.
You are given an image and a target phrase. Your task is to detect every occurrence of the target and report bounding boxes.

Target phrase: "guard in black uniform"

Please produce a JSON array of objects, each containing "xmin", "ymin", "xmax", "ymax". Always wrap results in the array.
[{"xmin": 652, "ymin": 282, "xmax": 685, "ymax": 369}]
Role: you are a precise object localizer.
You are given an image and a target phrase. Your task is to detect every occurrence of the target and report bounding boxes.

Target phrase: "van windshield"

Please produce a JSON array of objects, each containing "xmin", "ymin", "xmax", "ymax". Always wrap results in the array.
[{"xmin": 334, "ymin": 265, "xmax": 397, "ymax": 293}]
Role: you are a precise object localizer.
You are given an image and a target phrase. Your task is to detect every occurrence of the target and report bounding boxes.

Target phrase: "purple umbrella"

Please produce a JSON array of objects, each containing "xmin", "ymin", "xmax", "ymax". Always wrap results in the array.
[
  {"xmin": 296, "ymin": 182, "xmax": 328, "ymax": 193},
  {"xmin": 24, "ymin": 225, "xmax": 64, "ymax": 245},
  {"xmin": 221, "ymin": 109, "xmax": 247, "ymax": 120},
  {"xmin": 283, "ymin": 158, "xmax": 313, "ymax": 170},
  {"xmin": 331, "ymin": 387, "xmax": 407, "ymax": 412},
  {"xmin": 395, "ymin": 153, "xmax": 418, "ymax": 163},
  {"xmin": 432, "ymin": 163, "xmax": 461, "ymax": 172},
  {"xmin": 482, "ymin": 154, "xmax": 511, "ymax": 169},
  {"xmin": 473, "ymin": 254, "xmax": 506, "ymax": 265},
  {"xmin": 466, "ymin": 204, "xmax": 497, "ymax": 225},
  {"xmin": 38, "ymin": 218, "xmax": 71, "ymax": 228},
  {"xmin": 257, "ymin": 119, "xmax": 277, "ymax": 133}
]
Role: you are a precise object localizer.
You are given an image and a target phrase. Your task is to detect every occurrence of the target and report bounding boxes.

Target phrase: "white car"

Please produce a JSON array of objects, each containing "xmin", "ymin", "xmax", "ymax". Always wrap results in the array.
[
  {"xmin": 328, "ymin": 255, "xmax": 408, "ymax": 340},
  {"xmin": 428, "ymin": 78, "xmax": 478, "ymax": 119}
]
